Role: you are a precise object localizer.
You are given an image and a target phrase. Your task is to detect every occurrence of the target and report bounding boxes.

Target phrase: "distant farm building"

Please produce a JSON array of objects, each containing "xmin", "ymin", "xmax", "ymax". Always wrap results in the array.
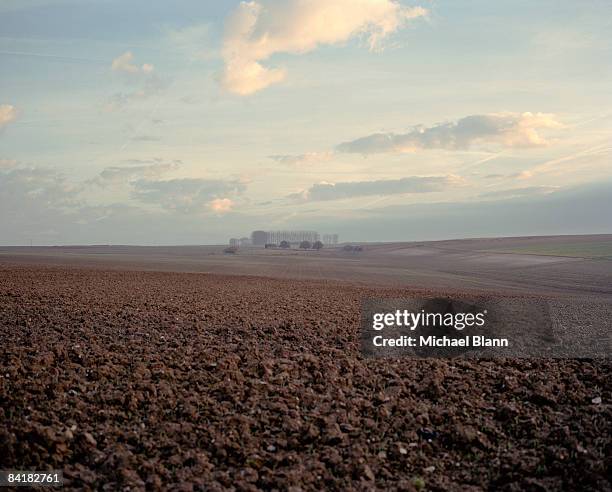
[
  {"xmin": 266, "ymin": 230, "xmax": 319, "ymax": 245},
  {"xmin": 244, "ymin": 230, "xmax": 339, "ymax": 247},
  {"xmin": 322, "ymin": 233, "xmax": 339, "ymax": 245},
  {"xmin": 251, "ymin": 230, "xmax": 268, "ymax": 246},
  {"xmin": 229, "ymin": 238, "xmax": 240, "ymax": 247}
]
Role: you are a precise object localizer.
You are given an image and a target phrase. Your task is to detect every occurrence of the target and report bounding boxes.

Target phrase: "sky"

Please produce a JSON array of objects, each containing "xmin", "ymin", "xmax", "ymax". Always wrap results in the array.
[{"xmin": 1, "ymin": 0, "xmax": 611, "ymax": 245}]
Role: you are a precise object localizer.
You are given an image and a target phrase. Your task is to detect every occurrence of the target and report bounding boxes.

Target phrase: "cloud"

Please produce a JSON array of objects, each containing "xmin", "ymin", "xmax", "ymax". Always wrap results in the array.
[
  {"xmin": 107, "ymin": 52, "xmax": 165, "ymax": 110},
  {"xmin": 131, "ymin": 177, "xmax": 247, "ymax": 213},
  {"xmin": 0, "ymin": 166, "xmax": 80, "ymax": 217},
  {"xmin": 106, "ymin": 75, "xmax": 167, "ymax": 111},
  {"xmin": 0, "ymin": 158, "xmax": 18, "ymax": 169},
  {"xmin": 111, "ymin": 51, "xmax": 154, "ymax": 74},
  {"xmin": 512, "ymin": 170, "xmax": 534, "ymax": 180},
  {"xmin": 112, "ymin": 51, "xmax": 139, "ymax": 73},
  {"xmin": 297, "ymin": 181, "xmax": 612, "ymax": 242},
  {"xmin": 132, "ymin": 135, "xmax": 161, "ymax": 142},
  {"xmin": 291, "ymin": 175, "xmax": 460, "ymax": 202},
  {"xmin": 221, "ymin": 0, "xmax": 426, "ymax": 95},
  {"xmin": 268, "ymin": 151, "xmax": 332, "ymax": 166},
  {"xmin": 0, "ymin": 162, "xmax": 249, "ymax": 244},
  {"xmin": 90, "ymin": 160, "xmax": 180, "ymax": 187},
  {"xmin": 478, "ymin": 186, "xmax": 559, "ymax": 199},
  {"xmin": 0, "ymin": 104, "xmax": 17, "ymax": 131},
  {"xmin": 337, "ymin": 112, "xmax": 564, "ymax": 155},
  {"xmin": 0, "ymin": 164, "xmax": 90, "ymax": 243},
  {"xmin": 484, "ymin": 170, "xmax": 534, "ymax": 180},
  {"xmin": 209, "ymin": 197, "xmax": 234, "ymax": 213}
]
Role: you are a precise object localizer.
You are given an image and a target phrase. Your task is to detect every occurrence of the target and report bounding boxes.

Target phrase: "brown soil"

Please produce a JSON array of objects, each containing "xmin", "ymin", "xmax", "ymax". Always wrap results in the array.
[{"xmin": 0, "ymin": 265, "xmax": 610, "ymax": 491}]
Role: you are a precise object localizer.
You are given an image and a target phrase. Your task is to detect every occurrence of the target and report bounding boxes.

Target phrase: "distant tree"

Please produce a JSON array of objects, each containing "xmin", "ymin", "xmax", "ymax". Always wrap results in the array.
[
  {"xmin": 299, "ymin": 240, "xmax": 312, "ymax": 249},
  {"xmin": 312, "ymin": 240, "xmax": 324, "ymax": 250},
  {"xmin": 279, "ymin": 240, "xmax": 291, "ymax": 249}
]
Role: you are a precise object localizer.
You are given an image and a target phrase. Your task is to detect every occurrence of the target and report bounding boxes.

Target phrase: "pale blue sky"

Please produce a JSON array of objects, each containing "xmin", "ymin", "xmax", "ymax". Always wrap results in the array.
[{"xmin": 1, "ymin": 0, "xmax": 611, "ymax": 244}]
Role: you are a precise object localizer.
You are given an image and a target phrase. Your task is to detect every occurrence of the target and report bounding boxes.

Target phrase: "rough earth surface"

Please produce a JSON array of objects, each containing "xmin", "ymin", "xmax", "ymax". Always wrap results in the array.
[{"xmin": 0, "ymin": 265, "xmax": 610, "ymax": 491}]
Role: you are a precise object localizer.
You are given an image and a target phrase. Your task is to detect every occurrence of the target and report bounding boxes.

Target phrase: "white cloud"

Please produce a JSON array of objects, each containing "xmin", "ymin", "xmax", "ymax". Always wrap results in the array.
[
  {"xmin": 337, "ymin": 112, "xmax": 564, "ymax": 154},
  {"xmin": 0, "ymin": 158, "xmax": 18, "ymax": 169},
  {"xmin": 0, "ymin": 166, "xmax": 80, "ymax": 215},
  {"xmin": 131, "ymin": 135, "xmax": 161, "ymax": 142},
  {"xmin": 221, "ymin": 0, "xmax": 426, "ymax": 95},
  {"xmin": 111, "ymin": 51, "xmax": 154, "ymax": 74},
  {"xmin": 209, "ymin": 198, "xmax": 234, "ymax": 213},
  {"xmin": 105, "ymin": 71, "xmax": 167, "ymax": 111},
  {"xmin": 131, "ymin": 178, "xmax": 247, "ymax": 214},
  {"xmin": 90, "ymin": 160, "xmax": 181, "ymax": 187},
  {"xmin": 0, "ymin": 104, "xmax": 18, "ymax": 130},
  {"xmin": 105, "ymin": 82, "xmax": 165, "ymax": 110},
  {"xmin": 478, "ymin": 185, "xmax": 559, "ymax": 199},
  {"xmin": 513, "ymin": 170, "xmax": 534, "ymax": 180},
  {"xmin": 107, "ymin": 52, "xmax": 162, "ymax": 110},
  {"xmin": 111, "ymin": 51, "xmax": 138, "ymax": 73},
  {"xmin": 268, "ymin": 151, "xmax": 332, "ymax": 166},
  {"xmin": 291, "ymin": 175, "xmax": 460, "ymax": 202}
]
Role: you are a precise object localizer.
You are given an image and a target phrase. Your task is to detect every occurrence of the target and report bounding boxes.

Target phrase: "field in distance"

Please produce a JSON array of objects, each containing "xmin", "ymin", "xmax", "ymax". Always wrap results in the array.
[{"xmin": 1, "ymin": 234, "xmax": 611, "ymax": 298}]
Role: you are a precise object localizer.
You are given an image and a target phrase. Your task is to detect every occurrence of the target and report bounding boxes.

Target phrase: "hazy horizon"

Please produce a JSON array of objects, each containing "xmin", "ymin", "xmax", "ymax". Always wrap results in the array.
[{"xmin": 4, "ymin": 231, "xmax": 612, "ymax": 249}]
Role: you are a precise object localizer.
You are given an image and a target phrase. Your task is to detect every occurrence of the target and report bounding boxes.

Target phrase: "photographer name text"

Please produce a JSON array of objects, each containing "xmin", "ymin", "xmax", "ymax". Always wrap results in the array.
[{"xmin": 370, "ymin": 309, "xmax": 508, "ymax": 348}]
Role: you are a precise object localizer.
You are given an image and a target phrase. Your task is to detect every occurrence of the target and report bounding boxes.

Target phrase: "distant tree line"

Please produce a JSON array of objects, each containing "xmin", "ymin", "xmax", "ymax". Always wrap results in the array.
[
  {"xmin": 229, "ymin": 242, "xmax": 363, "ymax": 254},
  {"xmin": 263, "ymin": 240, "xmax": 324, "ymax": 250}
]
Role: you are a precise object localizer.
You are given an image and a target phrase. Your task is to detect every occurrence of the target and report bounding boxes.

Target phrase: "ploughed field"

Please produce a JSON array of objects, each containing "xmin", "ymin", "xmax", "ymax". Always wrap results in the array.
[{"xmin": 1, "ymin": 265, "xmax": 610, "ymax": 491}]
